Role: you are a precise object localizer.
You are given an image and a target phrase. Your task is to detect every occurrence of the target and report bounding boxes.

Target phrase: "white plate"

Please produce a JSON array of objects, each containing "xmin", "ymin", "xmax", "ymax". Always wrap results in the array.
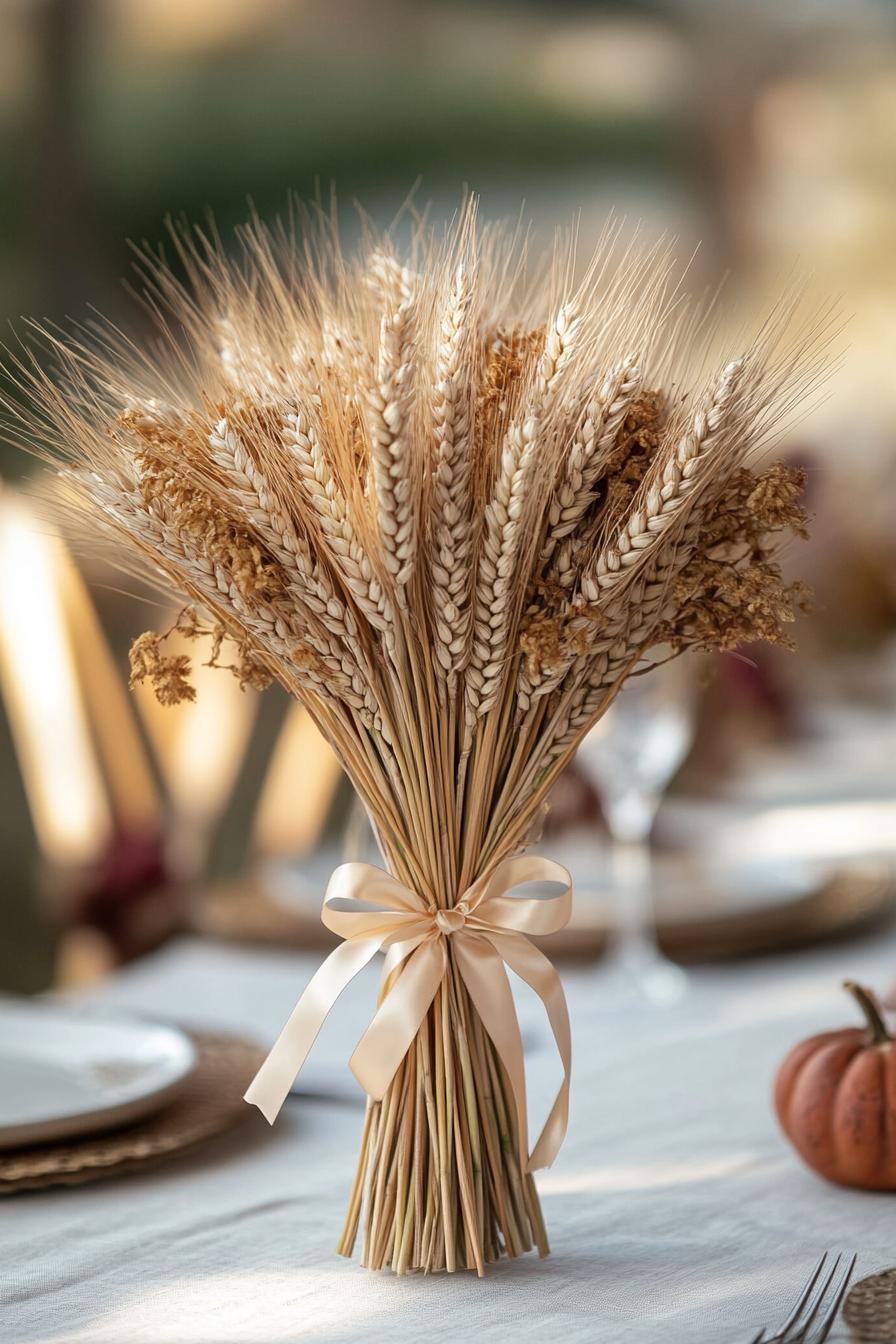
[{"xmin": 0, "ymin": 1000, "xmax": 197, "ymax": 1150}]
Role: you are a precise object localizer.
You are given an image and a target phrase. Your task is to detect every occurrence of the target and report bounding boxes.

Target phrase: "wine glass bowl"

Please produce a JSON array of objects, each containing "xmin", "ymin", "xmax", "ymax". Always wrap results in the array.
[{"xmin": 576, "ymin": 653, "xmax": 700, "ymax": 1003}]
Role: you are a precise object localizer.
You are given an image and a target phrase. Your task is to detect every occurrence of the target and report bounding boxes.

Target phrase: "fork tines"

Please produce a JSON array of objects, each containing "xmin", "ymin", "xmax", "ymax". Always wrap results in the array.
[{"xmin": 750, "ymin": 1251, "xmax": 857, "ymax": 1343}]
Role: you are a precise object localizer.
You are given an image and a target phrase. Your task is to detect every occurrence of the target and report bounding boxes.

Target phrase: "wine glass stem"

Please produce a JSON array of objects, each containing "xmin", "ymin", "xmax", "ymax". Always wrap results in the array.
[{"xmin": 607, "ymin": 799, "xmax": 662, "ymax": 969}]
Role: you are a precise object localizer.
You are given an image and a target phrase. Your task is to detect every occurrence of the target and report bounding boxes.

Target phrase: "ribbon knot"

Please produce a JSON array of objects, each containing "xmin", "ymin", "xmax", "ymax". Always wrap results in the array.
[
  {"xmin": 244, "ymin": 854, "xmax": 573, "ymax": 1172},
  {"xmin": 434, "ymin": 904, "xmax": 467, "ymax": 934}
]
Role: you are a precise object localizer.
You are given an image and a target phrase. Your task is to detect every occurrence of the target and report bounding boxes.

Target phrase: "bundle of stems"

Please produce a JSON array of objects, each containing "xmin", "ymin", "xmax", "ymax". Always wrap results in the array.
[{"xmin": 4, "ymin": 201, "xmax": 823, "ymax": 1274}]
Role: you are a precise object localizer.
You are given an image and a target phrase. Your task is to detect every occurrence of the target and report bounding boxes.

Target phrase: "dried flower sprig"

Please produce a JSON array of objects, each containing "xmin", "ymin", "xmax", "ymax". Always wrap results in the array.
[
  {"xmin": 3, "ymin": 200, "xmax": 825, "ymax": 1276},
  {"xmin": 128, "ymin": 630, "xmax": 195, "ymax": 705},
  {"xmin": 128, "ymin": 605, "xmax": 273, "ymax": 702}
]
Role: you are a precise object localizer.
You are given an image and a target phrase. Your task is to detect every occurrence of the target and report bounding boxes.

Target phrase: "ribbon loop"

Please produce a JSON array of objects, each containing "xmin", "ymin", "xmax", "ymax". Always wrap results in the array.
[
  {"xmin": 468, "ymin": 854, "xmax": 573, "ymax": 938},
  {"xmin": 245, "ymin": 855, "xmax": 573, "ymax": 1171}
]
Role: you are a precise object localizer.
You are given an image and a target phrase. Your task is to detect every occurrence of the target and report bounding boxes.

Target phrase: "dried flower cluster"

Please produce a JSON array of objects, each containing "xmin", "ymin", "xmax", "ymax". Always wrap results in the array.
[
  {"xmin": 128, "ymin": 606, "xmax": 272, "ymax": 700},
  {"xmin": 6, "ymin": 202, "xmax": 821, "ymax": 1275}
]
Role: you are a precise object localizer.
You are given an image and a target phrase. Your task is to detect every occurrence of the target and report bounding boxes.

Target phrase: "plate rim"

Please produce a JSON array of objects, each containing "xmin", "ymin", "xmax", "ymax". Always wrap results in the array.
[{"xmin": 0, "ymin": 1002, "xmax": 198, "ymax": 1151}]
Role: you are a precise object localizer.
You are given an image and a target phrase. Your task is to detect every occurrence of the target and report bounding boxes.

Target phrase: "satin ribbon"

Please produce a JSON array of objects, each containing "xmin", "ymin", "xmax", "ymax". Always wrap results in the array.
[{"xmin": 244, "ymin": 854, "xmax": 572, "ymax": 1172}]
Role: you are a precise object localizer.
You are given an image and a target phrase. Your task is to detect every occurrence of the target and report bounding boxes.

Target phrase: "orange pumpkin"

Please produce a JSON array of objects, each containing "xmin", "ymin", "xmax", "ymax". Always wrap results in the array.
[{"xmin": 774, "ymin": 980, "xmax": 896, "ymax": 1190}]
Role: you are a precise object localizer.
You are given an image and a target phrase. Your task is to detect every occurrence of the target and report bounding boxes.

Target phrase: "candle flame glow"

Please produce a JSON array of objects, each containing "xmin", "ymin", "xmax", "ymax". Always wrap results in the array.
[{"xmin": 0, "ymin": 495, "xmax": 112, "ymax": 867}]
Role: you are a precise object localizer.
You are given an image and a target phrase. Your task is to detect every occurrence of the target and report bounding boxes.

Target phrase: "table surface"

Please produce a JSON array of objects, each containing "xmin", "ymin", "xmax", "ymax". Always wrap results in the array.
[{"xmin": 4, "ymin": 927, "xmax": 896, "ymax": 1344}]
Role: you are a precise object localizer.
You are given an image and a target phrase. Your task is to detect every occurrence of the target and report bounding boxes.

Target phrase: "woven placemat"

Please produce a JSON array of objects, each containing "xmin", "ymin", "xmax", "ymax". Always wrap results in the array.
[
  {"xmin": 0, "ymin": 1030, "xmax": 267, "ymax": 1195},
  {"xmin": 844, "ymin": 1268, "xmax": 896, "ymax": 1342}
]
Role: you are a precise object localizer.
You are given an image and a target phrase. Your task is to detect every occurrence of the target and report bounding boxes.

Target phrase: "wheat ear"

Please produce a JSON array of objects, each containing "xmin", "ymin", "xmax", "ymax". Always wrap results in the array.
[
  {"xmin": 367, "ymin": 294, "xmax": 417, "ymax": 595},
  {"xmin": 466, "ymin": 416, "xmax": 539, "ymax": 725},
  {"xmin": 209, "ymin": 419, "xmax": 378, "ymax": 721},
  {"xmin": 533, "ymin": 303, "xmax": 581, "ymax": 406},
  {"xmin": 582, "ymin": 358, "xmax": 744, "ymax": 602},
  {"xmin": 431, "ymin": 265, "xmax": 475, "ymax": 693},
  {"xmin": 284, "ymin": 412, "xmax": 395, "ymax": 646},
  {"xmin": 549, "ymin": 355, "xmax": 642, "ymax": 579}
]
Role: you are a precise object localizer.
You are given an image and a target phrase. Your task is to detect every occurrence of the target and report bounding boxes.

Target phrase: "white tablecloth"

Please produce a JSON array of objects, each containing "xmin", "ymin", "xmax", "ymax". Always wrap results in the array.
[{"xmin": 5, "ymin": 930, "xmax": 896, "ymax": 1344}]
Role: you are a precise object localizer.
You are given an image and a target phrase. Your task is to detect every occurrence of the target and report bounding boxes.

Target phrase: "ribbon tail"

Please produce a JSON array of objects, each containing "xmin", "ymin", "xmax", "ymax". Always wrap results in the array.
[
  {"xmin": 244, "ymin": 934, "xmax": 385, "ymax": 1123},
  {"xmin": 349, "ymin": 939, "xmax": 445, "ymax": 1099},
  {"xmin": 491, "ymin": 932, "xmax": 571, "ymax": 1171},
  {"xmin": 451, "ymin": 935, "xmax": 529, "ymax": 1173}
]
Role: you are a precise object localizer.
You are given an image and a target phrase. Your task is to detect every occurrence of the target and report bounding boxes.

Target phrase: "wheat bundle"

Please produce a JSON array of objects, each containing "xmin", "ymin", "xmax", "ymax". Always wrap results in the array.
[{"xmin": 5, "ymin": 201, "xmax": 820, "ymax": 1274}]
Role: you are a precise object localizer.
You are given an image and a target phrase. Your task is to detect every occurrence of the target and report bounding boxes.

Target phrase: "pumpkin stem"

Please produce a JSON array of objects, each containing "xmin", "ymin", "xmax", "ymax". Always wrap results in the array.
[{"xmin": 844, "ymin": 980, "xmax": 891, "ymax": 1046}]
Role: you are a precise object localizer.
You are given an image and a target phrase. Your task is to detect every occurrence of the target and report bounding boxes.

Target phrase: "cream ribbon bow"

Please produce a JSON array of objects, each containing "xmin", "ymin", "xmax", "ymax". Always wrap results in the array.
[{"xmin": 244, "ymin": 854, "xmax": 572, "ymax": 1172}]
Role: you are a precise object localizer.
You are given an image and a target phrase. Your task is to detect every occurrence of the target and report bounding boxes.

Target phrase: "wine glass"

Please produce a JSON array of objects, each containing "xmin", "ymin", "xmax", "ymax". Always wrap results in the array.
[{"xmin": 576, "ymin": 652, "xmax": 699, "ymax": 1004}]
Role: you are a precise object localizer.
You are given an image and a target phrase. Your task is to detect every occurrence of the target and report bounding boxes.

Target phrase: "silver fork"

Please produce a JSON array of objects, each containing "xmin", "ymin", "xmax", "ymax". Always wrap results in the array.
[{"xmin": 748, "ymin": 1253, "xmax": 857, "ymax": 1344}]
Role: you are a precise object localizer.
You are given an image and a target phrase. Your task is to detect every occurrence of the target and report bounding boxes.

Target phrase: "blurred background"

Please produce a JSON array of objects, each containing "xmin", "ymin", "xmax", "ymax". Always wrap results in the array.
[{"xmin": 2, "ymin": 0, "xmax": 896, "ymax": 995}]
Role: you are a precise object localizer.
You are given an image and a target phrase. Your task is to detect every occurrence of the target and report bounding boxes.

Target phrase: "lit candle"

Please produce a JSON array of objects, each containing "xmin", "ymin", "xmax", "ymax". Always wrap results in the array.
[
  {"xmin": 253, "ymin": 702, "xmax": 343, "ymax": 859},
  {"xmin": 0, "ymin": 492, "xmax": 112, "ymax": 867},
  {"xmin": 61, "ymin": 556, "xmax": 161, "ymax": 837}
]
